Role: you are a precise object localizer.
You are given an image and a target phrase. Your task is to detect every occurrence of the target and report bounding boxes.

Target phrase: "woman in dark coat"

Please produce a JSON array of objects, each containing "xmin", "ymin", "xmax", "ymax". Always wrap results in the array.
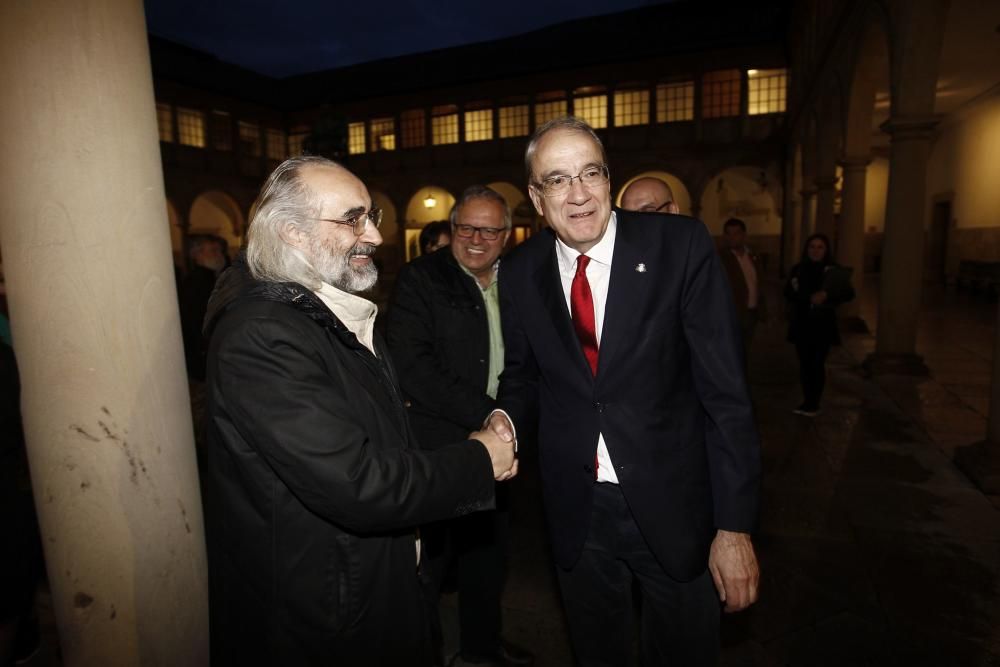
[{"xmin": 785, "ymin": 233, "xmax": 855, "ymax": 416}]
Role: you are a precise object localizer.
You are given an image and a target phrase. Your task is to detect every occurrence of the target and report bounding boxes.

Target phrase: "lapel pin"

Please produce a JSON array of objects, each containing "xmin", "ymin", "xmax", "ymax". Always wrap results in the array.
[{"xmin": 635, "ymin": 263, "xmax": 647, "ymax": 273}]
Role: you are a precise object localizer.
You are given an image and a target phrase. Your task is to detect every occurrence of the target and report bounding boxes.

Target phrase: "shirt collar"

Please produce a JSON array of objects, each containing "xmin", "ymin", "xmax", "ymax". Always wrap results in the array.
[
  {"xmin": 555, "ymin": 210, "xmax": 617, "ymax": 273},
  {"xmin": 457, "ymin": 257, "xmax": 500, "ymax": 291}
]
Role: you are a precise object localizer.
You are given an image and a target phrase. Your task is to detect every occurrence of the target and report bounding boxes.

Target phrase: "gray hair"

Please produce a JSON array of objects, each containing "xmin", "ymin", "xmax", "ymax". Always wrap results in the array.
[
  {"xmin": 449, "ymin": 185, "xmax": 512, "ymax": 230},
  {"xmin": 524, "ymin": 116, "xmax": 607, "ymax": 183},
  {"xmin": 245, "ymin": 155, "xmax": 340, "ymax": 289}
]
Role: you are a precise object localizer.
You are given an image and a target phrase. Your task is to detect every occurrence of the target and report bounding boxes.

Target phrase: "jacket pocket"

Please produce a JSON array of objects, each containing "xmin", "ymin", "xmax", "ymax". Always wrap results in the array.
[{"xmin": 327, "ymin": 533, "xmax": 362, "ymax": 633}]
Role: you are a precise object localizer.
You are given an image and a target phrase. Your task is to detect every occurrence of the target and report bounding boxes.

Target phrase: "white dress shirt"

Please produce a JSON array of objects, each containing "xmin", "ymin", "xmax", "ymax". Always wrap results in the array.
[{"xmin": 554, "ymin": 212, "xmax": 620, "ymax": 484}]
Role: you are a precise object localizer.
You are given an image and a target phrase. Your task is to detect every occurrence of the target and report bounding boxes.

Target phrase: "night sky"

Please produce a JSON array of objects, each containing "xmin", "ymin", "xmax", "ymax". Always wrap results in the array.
[{"xmin": 144, "ymin": 0, "xmax": 672, "ymax": 77}]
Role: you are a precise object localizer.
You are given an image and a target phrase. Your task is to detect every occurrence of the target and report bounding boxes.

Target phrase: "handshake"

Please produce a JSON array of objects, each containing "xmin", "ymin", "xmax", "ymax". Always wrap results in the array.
[{"xmin": 469, "ymin": 412, "xmax": 518, "ymax": 482}]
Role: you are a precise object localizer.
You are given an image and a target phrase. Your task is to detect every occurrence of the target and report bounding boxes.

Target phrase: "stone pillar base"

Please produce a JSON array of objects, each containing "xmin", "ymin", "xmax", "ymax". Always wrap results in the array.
[
  {"xmin": 954, "ymin": 441, "xmax": 1000, "ymax": 495},
  {"xmin": 862, "ymin": 352, "xmax": 929, "ymax": 376},
  {"xmin": 839, "ymin": 316, "xmax": 871, "ymax": 335}
]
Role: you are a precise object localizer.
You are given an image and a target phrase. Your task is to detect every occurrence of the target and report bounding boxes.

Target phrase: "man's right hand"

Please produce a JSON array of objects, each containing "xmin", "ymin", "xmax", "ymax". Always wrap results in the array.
[{"xmin": 470, "ymin": 427, "xmax": 517, "ymax": 481}]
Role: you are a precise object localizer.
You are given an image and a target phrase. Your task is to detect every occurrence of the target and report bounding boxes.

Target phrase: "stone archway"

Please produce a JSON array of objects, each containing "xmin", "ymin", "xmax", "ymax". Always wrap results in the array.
[
  {"xmin": 404, "ymin": 186, "xmax": 456, "ymax": 262},
  {"xmin": 700, "ymin": 166, "xmax": 783, "ymax": 267},
  {"xmin": 189, "ymin": 190, "xmax": 244, "ymax": 255}
]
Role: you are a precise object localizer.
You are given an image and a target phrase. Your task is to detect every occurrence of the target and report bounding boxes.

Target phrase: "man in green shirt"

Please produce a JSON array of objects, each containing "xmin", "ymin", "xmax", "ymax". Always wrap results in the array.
[{"xmin": 388, "ymin": 185, "xmax": 533, "ymax": 667}]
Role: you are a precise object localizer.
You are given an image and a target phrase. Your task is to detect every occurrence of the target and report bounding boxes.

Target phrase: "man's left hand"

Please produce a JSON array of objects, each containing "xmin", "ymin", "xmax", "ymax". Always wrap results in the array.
[{"xmin": 708, "ymin": 529, "xmax": 759, "ymax": 613}]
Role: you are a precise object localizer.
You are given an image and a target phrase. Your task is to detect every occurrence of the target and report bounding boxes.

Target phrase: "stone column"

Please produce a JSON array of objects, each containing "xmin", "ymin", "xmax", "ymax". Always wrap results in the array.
[
  {"xmin": 814, "ymin": 177, "xmax": 838, "ymax": 240},
  {"xmin": 0, "ymin": 1, "xmax": 209, "ymax": 665},
  {"xmin": 868, "ymin": 116, "xmax": 938, "ymax": 374},
  {"xmin": 837, "ymin": 156, "xmax": 871, "ymax": 325}
]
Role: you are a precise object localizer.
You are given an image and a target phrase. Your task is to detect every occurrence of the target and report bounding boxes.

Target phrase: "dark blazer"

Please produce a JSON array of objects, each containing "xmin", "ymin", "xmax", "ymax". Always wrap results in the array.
[
  {"xmin": 202, "ymin": 260, "xmax": 496, "ymax": 665},
  {"xmin": 497, "ymin": 210, "xmax": 761, "ymax": 580},
  {"xmin": 386, "ymin": 248, "xmax": 495, "ymax": 450}
]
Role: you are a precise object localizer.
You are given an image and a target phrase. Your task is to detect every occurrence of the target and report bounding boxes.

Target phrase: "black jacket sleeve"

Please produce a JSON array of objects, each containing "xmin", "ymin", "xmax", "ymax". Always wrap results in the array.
[{"xmin": 212, "ymin": 312, "xmax": 496, "ymax": 534}]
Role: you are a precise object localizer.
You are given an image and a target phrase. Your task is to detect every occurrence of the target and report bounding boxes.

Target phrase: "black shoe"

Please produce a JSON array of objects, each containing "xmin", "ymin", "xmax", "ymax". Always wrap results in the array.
[{"xmin": 792, "ymin": 404, "xmax": 820, "ymax": 417}]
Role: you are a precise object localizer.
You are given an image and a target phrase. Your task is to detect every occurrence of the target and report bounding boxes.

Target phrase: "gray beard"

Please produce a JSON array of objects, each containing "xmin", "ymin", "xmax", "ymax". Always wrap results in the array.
[{"xmin": 308, "ymin": 237, "xmax": 378, "ymax": 294}]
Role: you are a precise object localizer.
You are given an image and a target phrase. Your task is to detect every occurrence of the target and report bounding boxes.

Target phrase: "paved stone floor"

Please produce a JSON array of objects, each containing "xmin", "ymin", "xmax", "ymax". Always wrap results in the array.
[{"xmin": 20, "ymin": 281, "xmax": 1000, "ymax": 666}]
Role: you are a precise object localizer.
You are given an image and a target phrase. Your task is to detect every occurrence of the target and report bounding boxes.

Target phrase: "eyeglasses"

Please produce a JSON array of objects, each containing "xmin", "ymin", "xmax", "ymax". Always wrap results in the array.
[
  {"xmin": 452, "ymin": 223, "xmax": 507, "ymax": 241},
  {"xmin": 639, "ymin": 201, "xmax": 673, "ymax": 213},
  {"xmin": 312, "ymin": 207, "xmax": 383, "ymax": 235},
  {"xmin": 533, "ymin": 165, "xmax": 610, "ymax": 197}
]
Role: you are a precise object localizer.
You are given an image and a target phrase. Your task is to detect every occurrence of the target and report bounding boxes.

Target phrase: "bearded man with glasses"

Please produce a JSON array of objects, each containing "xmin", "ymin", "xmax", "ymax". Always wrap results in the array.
[
  {"xmin": 201, "ymin": 157, "xmax": 518, "ymax": 665},
  {"xmin": 485, "ymin": 117, "xmax": 761, "ymax": 665},
  {"xmin": 388, "ymin": 185, "xmax": 534, "ymax": 666}
]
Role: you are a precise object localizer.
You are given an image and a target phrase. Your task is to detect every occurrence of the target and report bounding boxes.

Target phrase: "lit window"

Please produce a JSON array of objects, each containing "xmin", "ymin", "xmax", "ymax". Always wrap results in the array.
[
  {"xmin": 534, "ymin": 100, "xmax": 567, "ymax": 126},
  {"xmin": 573, "ymin": 95, "xmax": 607, "ymax": 129},
  {"xmin": 265, "ymin": 129, "xmax": 285, "ymax": 160},
  {"xmin": 748, "ymin": 68, "xmax": 787, "ymax": 115},
  {"xmin": 432, "ymin": 106, "xmax": 459, "ymax": 145},
  {"xmin": 238, "ymin": 121, "xmax": 261, "ymax": 156},
  {"xmin": 702, "ymin": 69, "xmax": 741, "ymax": 118},
  {"xmin": 464, "ymin": 108, "xmax": 493, "ymax": 142},
  {"xmin": 498, "ymin": 105, "xmax": 529, "ymax": 138},
  {"xmin": 401, "ymin": 109, "xmax": 426, "ymax": 148},
  {"xmin": 287, "ymin": 126, "xmax": 309, "ymax": 157},
  {"xmin": 613, "ymin": 90, "xmax": 649, "ymax": 127},
  {"xmin": 211, "ymin": 111, "xmax": 232, "ymax": 150},
  {"xmin": 176, "ymin": 107, "xmax": 206, "ymax": 148},
  {"xmin": 348, "ymin": 122, "xmax": 366, "ymax": 154},
  {"xmin": 156, "ymin": 103, "xmax": 173, "ymax": 143},
  {"xmin": 656, "ymin": 82, "xmax": 694, "ymax": 122},
  {"xmin": 369, "ymin": 117, "xmax": 396, "ymax": 151}
]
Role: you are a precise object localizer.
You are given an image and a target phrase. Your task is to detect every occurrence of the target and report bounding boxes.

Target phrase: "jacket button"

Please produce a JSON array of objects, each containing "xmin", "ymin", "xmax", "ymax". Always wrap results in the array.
[
  {"xmin": 583, "ymin": 464, "xmax": 593, "ymax": 474},
  {"xmin": 479, "ymin": 358, "xmax": 485, "ymax": 364},
  {"xmin": 404, "ymin": 400, "xmax": 412, "ymax": 408}
]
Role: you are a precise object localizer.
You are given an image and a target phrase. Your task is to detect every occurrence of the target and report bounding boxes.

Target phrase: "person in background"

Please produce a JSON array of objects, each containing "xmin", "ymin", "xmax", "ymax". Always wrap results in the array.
[
  {"xmin": 420, "ymin": 220, "xmax": 452, "ymax": 255},
  {"xmin": 718, "ymin": 217, "xmax": 766, "ymax": 358},
  {"xmin": 785, "ymin": 233, "xmax": 856, "ymax": 417},
  {"xmin": 619, "ymin": 176, "xmax": 679, "ymax": 214},
  {"xmin": 388, "ymin": 185, "xmax": 533, "ymax": 667}
]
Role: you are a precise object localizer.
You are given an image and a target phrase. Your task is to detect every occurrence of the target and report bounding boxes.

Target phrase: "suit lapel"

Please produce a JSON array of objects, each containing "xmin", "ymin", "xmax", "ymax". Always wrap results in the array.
[
  {"xmin": 598, "ymin": 216, "xmax": 654, "ymax": 375},
  {"xmin": 533, "ymin": 241, "xmax": 595, "ymax": 383}
]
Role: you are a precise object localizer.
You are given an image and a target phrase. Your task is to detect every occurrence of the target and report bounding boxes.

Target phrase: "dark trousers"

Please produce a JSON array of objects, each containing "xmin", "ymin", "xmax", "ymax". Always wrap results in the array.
[
  {"xmin": 421, "ymin": 500, "xmax": 510, "ymax": 662},
  {"xmin": 795, "ymin": 339, "xmax": 831, "ymax": 409},
  {"xmin": 556, "ymin": 483, "xmax": 720, "ymax": 667}
]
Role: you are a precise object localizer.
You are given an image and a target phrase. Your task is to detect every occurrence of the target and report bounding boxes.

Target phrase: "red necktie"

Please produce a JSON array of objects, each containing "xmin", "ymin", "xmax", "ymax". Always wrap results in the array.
[
  {"xmin": 571, "ymin": 255, "xmax": 599, "ymax": 376},
  {"xmin": 571, "ymin": 255, "xmax": 600, "ymax": 477}
]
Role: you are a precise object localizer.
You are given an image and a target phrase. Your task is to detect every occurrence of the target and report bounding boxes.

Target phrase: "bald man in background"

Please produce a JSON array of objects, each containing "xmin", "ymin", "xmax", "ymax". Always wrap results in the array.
[{"xmin": 620, "ymin": 176, "xmax": 679, "ymax": 214}]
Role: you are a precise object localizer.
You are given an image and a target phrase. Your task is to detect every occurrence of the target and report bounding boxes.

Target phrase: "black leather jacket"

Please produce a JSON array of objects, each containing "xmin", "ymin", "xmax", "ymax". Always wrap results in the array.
[{"xmin": 202, "ymin": 258, "xmax": 495, "ymax": 665}]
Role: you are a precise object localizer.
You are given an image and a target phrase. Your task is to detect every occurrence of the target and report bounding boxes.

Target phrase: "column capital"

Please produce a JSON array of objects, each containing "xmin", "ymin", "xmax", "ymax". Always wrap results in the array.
[
  {"xmin": 879, "ymin": 114, "xmax": 940, "ymax": 141},
  {"xmin": 839, "ymin": 155, "xmax": 872, "ymax": 171}
]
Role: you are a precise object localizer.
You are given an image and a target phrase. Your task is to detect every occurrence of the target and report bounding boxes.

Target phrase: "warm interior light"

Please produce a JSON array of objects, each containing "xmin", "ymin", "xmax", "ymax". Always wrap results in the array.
[
  {"xmin": 423, "ymin": 192, "xmax": 437, "ymax": 208},
  {"xmin": 748, "ymin": 69, "xmax": 759, "ymax": 76}
]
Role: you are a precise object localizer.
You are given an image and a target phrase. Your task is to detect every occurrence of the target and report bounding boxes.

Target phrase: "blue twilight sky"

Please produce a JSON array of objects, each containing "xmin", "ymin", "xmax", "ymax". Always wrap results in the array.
[{"xmin": 144, "ymin": 0, "xmax": 672, "ymax": 77}]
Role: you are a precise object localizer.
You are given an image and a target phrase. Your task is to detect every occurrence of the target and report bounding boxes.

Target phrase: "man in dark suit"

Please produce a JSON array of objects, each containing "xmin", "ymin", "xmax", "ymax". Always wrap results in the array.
[
  {"xmin": 488, "ymin": 117, "xmax": 761, "ymax": 665},
  {"xmin": 387, "ymin": 186, "xmax": 532, "ymax": 667}
]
